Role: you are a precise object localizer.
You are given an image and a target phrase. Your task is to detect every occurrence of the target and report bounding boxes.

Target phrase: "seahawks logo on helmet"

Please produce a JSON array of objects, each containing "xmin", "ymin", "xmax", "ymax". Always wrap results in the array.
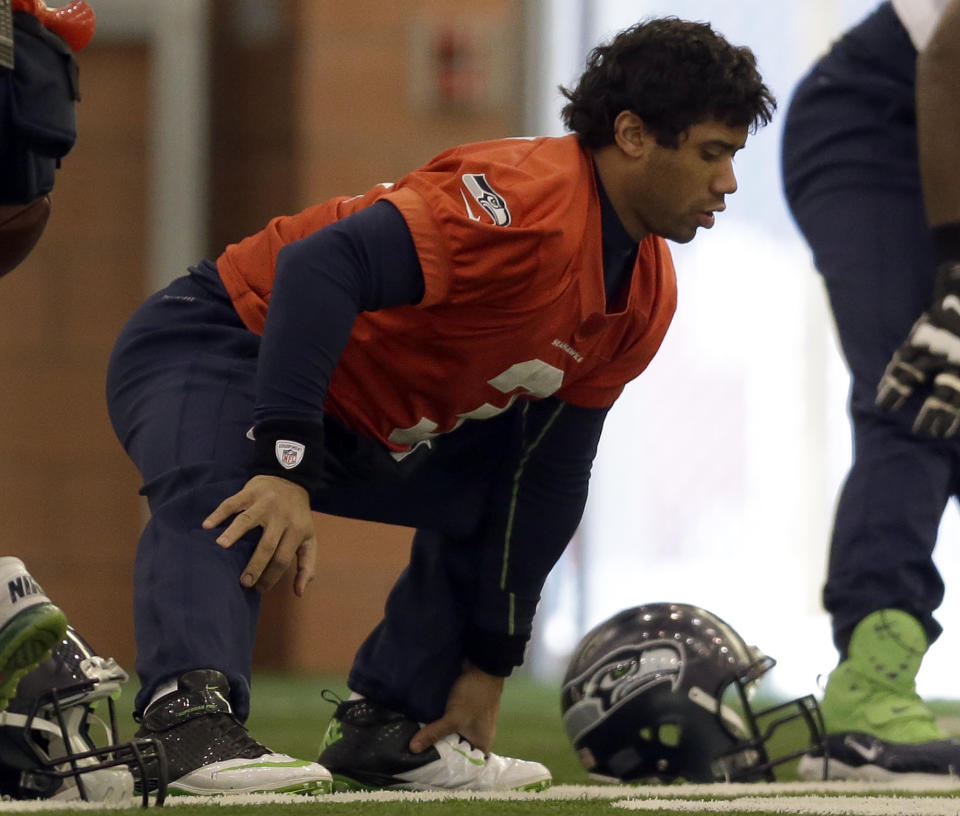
[
  {"xmin": 561, "ymin": 641, "xmax": 682, "ymax": 744},
  {"xmin": 461, "ymin": 174, "xmax": 511, "ymax": 226}
]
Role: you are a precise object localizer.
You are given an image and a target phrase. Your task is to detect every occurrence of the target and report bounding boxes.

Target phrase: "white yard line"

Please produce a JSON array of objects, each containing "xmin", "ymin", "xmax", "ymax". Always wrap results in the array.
[
  {"xmin": 2, "ymin": 781, "xmax": 960, "ymax": 811},
  {"xmin": 616, "ymin": 796, "xmax": 960, "ymax": 814}
]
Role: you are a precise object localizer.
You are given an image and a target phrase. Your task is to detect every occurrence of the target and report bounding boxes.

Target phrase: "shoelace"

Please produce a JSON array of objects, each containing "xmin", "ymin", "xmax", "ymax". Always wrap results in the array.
[{"xmin": 208, "ymin": 713, "xmax": 271, "ymax": 759}]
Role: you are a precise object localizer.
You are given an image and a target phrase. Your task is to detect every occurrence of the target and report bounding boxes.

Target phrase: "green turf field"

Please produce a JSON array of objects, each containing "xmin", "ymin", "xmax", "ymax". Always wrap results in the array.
[{"xmin": 4, "ymin": 673, "xmax": 960, "ymax": 814}]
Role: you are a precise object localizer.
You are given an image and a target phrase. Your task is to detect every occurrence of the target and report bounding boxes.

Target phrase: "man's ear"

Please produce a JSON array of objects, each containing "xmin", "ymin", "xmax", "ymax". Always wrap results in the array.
[{"xmin": 612, "ymin": 110, "xmax": 650, "ymax": 158}]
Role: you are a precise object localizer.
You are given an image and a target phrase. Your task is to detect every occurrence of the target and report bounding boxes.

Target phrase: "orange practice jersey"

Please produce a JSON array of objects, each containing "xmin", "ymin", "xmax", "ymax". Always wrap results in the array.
[{"xmin": 217, "ymin": 135, "xmax": 678, "ymax": 453}]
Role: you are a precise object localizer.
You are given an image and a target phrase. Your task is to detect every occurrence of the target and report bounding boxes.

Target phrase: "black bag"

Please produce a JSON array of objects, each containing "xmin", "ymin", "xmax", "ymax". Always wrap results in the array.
[{"xmin": 0, "ymin": 11, "xmax": 79, "ymax": 205}]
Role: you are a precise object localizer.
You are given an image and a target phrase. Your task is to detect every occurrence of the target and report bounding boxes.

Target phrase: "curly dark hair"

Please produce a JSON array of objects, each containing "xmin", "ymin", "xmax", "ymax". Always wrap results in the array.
[{"xmin": 560, "ymin": 17, "xmax": 776, "ymax": 149}]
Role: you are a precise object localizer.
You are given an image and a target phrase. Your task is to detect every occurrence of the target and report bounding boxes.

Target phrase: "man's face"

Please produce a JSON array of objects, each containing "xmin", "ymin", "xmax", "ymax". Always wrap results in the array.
[{"xmin": 630, "ymin": 120, "xmax": 748, "ymax": 244}]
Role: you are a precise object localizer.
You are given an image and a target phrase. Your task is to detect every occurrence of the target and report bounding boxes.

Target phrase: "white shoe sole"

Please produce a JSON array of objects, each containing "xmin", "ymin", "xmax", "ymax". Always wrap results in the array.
[
  {"xmin": 168, "ymin": 756, "xmax": 332, "ymax": 796},
  {"xmin": 798, "ymin": 754, "xmax": 959, "ymax": 784}
]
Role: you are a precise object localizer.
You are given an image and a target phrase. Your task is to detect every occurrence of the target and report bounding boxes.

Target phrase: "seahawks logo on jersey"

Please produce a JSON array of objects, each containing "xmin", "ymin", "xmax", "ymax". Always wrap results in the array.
[{"xmin": 461, "ymin": 174, "xmax": 511, "ymax": 226}]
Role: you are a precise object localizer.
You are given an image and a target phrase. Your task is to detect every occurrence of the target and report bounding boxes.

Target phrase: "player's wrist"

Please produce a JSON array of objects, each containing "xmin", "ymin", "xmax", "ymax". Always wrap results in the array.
[
  {"xmin": 250, "ymin": 418, "xmax": 325, "ymax": 491},
  {"xmin": 464, "ymin": 624, "xmax": 527, "ymax": 677},
  {"xmin": 931, "ymin": 223, "xmax": 960, "ymax": 304},
  {"xmin": 932, "ymin": 222, "xmax": 960, "ymax": 269}
]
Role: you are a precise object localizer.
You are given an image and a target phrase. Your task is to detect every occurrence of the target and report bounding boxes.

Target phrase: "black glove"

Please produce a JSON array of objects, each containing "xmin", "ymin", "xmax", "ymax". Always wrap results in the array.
[{"xmin": 876, "ymin": 261, "xmax": 960, "ymax": 437}]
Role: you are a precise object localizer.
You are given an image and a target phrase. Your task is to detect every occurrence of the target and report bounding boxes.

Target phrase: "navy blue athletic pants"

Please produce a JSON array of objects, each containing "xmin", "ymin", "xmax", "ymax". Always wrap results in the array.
[
  {"xmin": 782, "ymin": 2, "xmax": 960, "ymax": 656},
  {"xmin": 106, "ymin": 263, "xmax": 515, "ymax": 723}
]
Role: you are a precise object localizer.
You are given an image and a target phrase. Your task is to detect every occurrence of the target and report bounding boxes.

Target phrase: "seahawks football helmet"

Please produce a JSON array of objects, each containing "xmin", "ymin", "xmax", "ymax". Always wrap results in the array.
[
  {"xmin": 0, "ymin": 626, "xmax": 166, "ymax": 805},
  {"xmin": 561, "ymin": 603, "xmax": 824, "ymax": 783}
]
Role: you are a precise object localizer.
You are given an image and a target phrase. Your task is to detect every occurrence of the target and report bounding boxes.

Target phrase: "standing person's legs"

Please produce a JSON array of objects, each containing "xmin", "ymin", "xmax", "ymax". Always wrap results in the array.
[
  {"xmin": 793, "ymin": 182, "xmax": 951, "ymax": 655},
  {"xmin": 781, "ymin": 4, "xmax": 953, "ymax": 656},
  {"xmin": 783, "ymin": 7, "xmax": 960, "ymax": 775}
]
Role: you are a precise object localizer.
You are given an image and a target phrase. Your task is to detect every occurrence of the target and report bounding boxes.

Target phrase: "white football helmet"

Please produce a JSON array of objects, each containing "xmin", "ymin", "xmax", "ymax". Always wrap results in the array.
[{"xmin": 0, "ymin": 626, "xmax": 166, "ymax": 804}]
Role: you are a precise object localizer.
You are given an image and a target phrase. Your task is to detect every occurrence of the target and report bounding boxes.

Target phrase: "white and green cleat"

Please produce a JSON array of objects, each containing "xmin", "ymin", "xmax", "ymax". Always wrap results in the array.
[
  {"xmin": 165, "ymin": 754, "xmax": 332, "ymax": 796},
  {"xmin": 319, "ymin": 697, "xmax": 551, "ymax": 792},
  {"xmin": 137, "ymin": 669, "xmax": 332, "ymax": 796},
  {"xmin": 0, "ymin": 557, "xmax": 68, "ymax": 711}
]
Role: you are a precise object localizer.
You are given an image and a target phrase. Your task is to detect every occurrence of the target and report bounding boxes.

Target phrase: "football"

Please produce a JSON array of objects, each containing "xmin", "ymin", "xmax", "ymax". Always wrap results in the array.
[{"xmin": 0, "ymin": 195, "xmax": 51, "ymax": 277}]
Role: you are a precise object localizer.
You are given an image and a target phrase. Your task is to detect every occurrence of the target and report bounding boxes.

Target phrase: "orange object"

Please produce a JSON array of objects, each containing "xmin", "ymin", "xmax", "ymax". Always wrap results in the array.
[{"xmin": 12, "ymin": 0, "xmax": 95, "ymax": 51}]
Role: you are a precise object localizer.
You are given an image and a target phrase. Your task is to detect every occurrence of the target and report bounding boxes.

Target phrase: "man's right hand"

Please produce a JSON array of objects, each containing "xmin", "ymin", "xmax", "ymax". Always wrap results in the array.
[
  {"xmin": 409, "ymin": 662, "xmax": 505, "ymax": 755},
  {"xmin": 203, "ymin": 474, "xmax": 317, "ymax": 597}
]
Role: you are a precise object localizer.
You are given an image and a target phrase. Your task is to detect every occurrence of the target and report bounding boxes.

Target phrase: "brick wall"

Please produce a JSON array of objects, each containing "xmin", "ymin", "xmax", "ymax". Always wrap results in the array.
[{"xmin": 2, "ymin": 0, "xmax": 521, "ymax": 676}]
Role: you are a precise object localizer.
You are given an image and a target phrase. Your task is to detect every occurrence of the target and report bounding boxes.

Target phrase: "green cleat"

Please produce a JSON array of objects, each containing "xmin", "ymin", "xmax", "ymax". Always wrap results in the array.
[
  {"xmin": 798, "ymin": 609, "xmax": 960, "ymax": 780},
  {"xmin": 0, "ymin": 557, "xmax": 68, "ymax": 711},
  {"xmin": 821, "ymin": 608, "xmax": 943, "ymax": 743}
]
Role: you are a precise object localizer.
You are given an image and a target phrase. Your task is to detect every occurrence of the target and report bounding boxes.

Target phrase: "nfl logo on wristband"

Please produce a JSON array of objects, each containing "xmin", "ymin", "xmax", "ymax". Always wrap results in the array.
[{"xmin": 275, "ymin": 440, "xmax": 305, "ymax": 470}]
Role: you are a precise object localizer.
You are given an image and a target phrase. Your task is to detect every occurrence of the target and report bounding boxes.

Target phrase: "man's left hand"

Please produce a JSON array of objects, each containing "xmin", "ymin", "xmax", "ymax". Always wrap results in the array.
[
  {"xmin": 203, "ymin": 474, "xmax": 317, "ymax": 596},
  {"xmin": 877, "ymin": 263, "xmax": 960, "ymax": 437}
]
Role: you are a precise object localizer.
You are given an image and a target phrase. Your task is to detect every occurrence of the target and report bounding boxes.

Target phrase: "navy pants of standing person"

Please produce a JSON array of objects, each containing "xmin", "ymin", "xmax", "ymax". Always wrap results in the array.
[
  {"xmin": 106, "ymin": 261, "xmax": 520, "ymax": 725},
  {"xmin": 781, "ymin": 1, "xmax": 955, "ymax": 657}
]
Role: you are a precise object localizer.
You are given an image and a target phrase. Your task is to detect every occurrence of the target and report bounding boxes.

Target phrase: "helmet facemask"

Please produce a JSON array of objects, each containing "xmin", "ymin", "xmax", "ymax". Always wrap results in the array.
[
  {"xmin": 710, "ymin": 651, "xmax": 824, "ymax": 782},
  {"xmin": 0, "ymin": 629, "xmax": 167, "ymax": 805}
]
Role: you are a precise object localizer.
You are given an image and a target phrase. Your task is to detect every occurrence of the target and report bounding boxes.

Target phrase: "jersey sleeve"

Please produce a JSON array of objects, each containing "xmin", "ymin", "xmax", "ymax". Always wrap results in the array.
[{"xmin": 250, "ymin": 202, "xmax": 425, "ymax": 488}]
